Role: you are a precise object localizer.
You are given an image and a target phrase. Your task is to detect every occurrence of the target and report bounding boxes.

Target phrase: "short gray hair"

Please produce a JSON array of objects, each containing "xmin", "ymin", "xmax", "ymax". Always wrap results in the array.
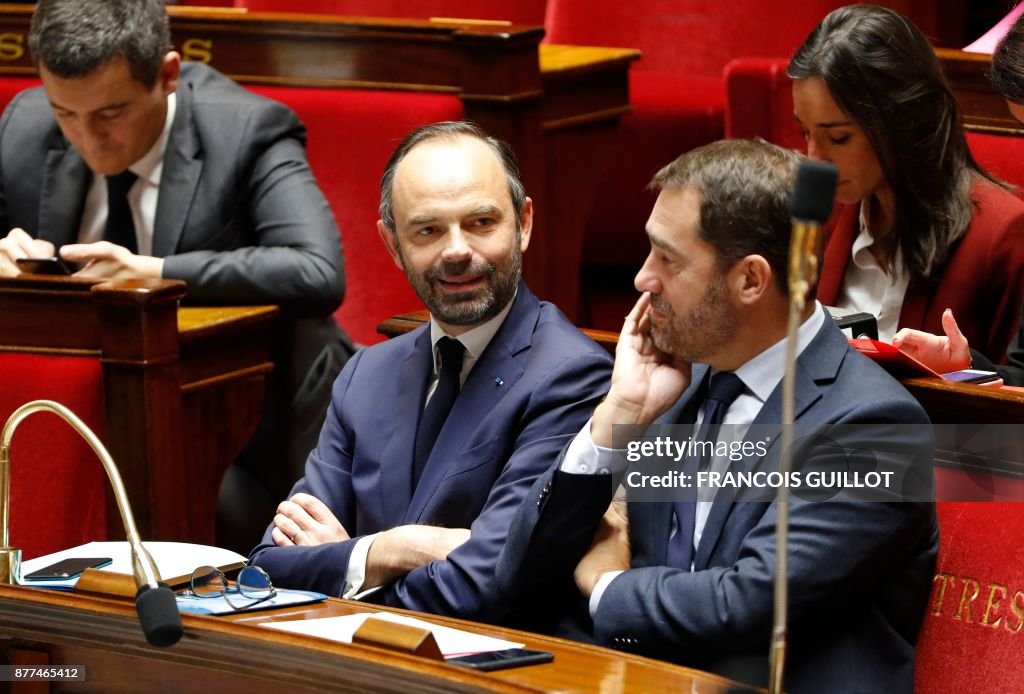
[{"xmin": 379, "ymin": 121, "xmax": 527, "ymax": 233}]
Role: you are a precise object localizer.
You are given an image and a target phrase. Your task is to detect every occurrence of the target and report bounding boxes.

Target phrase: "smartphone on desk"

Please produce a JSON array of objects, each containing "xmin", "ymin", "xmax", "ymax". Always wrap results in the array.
[
  {"xmin": 15, "ymin": 257, "xmax": 80, "ymax": 275},
  {"xmin": 449, "ymin": 648, "xmax": 554, "ymax": 671},
  {"xmin": 941, "ymin": 369, "xmax": 1003, "ymax": 387},
  {"xmin": 22, "ymin": 557, "xmax": 112, "ymax": 581}
]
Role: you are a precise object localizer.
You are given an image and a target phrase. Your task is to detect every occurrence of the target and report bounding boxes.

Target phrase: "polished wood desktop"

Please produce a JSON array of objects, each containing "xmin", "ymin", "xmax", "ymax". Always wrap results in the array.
[
  {"xmin": 937, "ymin": 47, "xmax": 1024, "ymax": 136},
  {"xmin": 0, "ymin": 4, "xmax": 639, "ymax": 320},
  {"xmin": 0, "ymin": 275, "xmax": 277, "ymax": 545},
  {"xmin": 0, "ymin": 582, "xmax": 757, "ymax": 692}
]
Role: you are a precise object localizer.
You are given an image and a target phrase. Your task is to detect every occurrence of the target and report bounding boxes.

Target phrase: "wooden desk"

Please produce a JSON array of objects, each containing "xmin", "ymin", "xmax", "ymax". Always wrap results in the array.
[
  {"xmin": 0, "ymin": 276, "xmax": 277, "ymax": 545},
  {"xmin": 0, "ymin": 583, "xmax": 757, "ymax": 692},
  {"xmin": 0, "ymin": 5, "xmax": 639, "ymax": 320},
  {"xmin": 937, "ymin": 47, "xmax": 1024, "ymax": 136}
]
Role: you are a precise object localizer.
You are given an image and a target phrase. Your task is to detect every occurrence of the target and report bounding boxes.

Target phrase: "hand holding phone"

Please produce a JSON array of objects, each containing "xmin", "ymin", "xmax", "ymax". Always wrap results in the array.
[
  {"xmin": 15, "ymin": 256, "xmax": 81, "ymax": 275},
  {"xmin": 22, "ymin": 557, "xmax": 113, "ymax": 581},
  {"xmin": 448, "ymin": 648, "xmax": 554, "ymax": 671}
]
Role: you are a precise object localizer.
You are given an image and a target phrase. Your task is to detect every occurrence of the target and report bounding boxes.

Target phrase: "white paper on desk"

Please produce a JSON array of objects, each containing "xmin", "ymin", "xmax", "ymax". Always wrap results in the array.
[
  {"xmin": 19, "ymin": 541, "xmax": 247, "ymax": 589},
  {"xmin": 261, "ymin": 611, "xmax": 523, "ymax": 658}
]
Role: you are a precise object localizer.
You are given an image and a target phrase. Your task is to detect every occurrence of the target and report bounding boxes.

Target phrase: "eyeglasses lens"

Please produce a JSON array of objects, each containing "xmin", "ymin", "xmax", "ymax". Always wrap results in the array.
[
  {"xmin": 191, "ymin": 565, "xmax": 228, "ymax": 597},
  {"xmin": 237, "ymin": 566, "xmax": 273, "ymax": 600}
]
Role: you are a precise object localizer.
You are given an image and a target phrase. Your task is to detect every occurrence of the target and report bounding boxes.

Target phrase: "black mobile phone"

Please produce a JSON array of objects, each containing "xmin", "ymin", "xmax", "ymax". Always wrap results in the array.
[
  {"xmin": 22, "ymin": 557, "xmax": 113, "ymax": 581},
  {"xmin": 448, "ymin": 648, "xmax": 554, "ymax": 671},
  {"xmin": 15, "ymin": 256, "xmax": 79, "ymax": 275},
  {"xmin": 941, "ymin": 369, "xmax": 1002, "ymax": 385}
]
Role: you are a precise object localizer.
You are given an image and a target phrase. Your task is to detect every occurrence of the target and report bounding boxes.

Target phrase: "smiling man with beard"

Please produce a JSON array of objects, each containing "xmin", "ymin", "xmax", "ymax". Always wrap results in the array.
[
  {"xmin": 496, "ymin": 139, "xmax": 937, "ymax": 692},
  {"xmin": 249, "ymin": 121, "xmax": 612, "ymax": 622}
]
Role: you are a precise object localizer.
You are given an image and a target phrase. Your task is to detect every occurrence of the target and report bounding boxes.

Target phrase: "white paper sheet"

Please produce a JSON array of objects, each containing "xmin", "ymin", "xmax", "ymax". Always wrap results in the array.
[
  {"xmin": 261, "ymin": 611, "xmax": 523, "ymax": 658},
  {"xmin": 19, "ymin": 541, "xmax": 247, "ymax": 589}
]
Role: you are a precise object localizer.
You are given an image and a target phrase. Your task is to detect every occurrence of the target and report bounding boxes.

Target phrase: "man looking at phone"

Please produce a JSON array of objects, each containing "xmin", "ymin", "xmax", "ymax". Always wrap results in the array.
[
  {"xmin": 0, "ymin": 0, "xmax": 353, "ymax": 552},
  {"xmin": 496, "ymin": 139, "xmax": 937, "ymax": 692}
]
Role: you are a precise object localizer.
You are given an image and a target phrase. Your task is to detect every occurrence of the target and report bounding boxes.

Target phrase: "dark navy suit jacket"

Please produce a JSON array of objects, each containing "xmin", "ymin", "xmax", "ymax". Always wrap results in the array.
[
  {"xmin": 251, "ymin": 284, "xmax": 612, "ymax": 620},
  {"xmin": 497, "ymin": 312, "xmax": 938, "ymax": 693}
]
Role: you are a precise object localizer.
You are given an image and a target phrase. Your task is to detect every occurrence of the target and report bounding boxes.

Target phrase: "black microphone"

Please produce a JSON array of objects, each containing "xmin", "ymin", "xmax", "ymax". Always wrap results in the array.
[
  {"xmin": 769, "ymin": 158, "xmax": 838, "ymax": 694},
  {"xmin": 136, "ymin": 583, "xmax": 184, "ymax": 647},
  {"xmin": 791, "ymin": 159, "xmax": 839, "ymax": 224}
]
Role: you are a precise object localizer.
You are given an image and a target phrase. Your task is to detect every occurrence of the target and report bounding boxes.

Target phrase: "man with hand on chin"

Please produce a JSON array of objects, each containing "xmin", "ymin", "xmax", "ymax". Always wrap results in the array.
[
  {"xmin": 250, "ymin": 121, "xmax": 611, "ymax": 622},
  {"xmin": 497, "ymin": 139, "xmax": 936, "ymax": 693}
]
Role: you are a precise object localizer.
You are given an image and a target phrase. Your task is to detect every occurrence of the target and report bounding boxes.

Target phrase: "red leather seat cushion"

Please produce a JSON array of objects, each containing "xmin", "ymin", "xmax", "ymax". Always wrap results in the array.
[
  {"xmin": 0, "ymin": 353, "xmax": 107, "ymax": 559},
  {"xmin": 247, "ymin": 86, "xmax": 464, "ymax": 344},
  {"xmin": 915, "ymin": 501, "xmax": 1024, "ymax": 693}
]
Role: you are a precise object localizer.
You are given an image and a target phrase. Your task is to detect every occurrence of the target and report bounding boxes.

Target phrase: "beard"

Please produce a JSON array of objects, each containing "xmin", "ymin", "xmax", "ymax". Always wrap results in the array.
[
  {"xmin": 649, "ymin": 271, "xmax": 738, "ymax": 362},
  {"xmin": 402, "ymin": 242, "xmax": 522, "ymax": 327}
]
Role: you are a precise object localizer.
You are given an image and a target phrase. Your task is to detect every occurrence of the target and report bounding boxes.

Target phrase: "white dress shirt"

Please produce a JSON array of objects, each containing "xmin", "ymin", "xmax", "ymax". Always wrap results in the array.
[
  {"xmin": 77, "ymin": 93, "xmax": 177, "ymax": 257},
  {"xmin": 342, "ymin": 295, "xmax": 516, "ymax": 599},
  {"xmin": 835, "ymin": 199, "xmax": 909, "ymax": 342},
  {"xmin": 562, "ymin": 303, "xmax": 827, "ymax": 615}
]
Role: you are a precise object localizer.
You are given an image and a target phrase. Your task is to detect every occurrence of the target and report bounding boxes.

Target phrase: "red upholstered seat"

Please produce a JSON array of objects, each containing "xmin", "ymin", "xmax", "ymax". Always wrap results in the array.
[
  {"xmin": 543, "ymin": 0, "xmax": 849, "ymax": 328},
  {"xmin": 236, "ymin": 0, "xmax": 548, "ymax": 25},
  {"xmin": 915, "ymin": 501, "xmax": 1024, "ymax": 693},
  {"xmin": 245, "ymin": 86, "xmax": 464, "ymax": 344},
  {"xmin": 0, "ymin": 353, "xmax": 107, "ymax": 560},
  {"xmin": 0, "ymin": 76, "xmax": 42, "ymax": 114}
]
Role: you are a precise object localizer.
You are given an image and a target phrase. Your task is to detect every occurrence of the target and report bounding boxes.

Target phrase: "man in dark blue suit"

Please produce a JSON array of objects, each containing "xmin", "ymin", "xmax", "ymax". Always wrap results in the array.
[
  {"xmin": 496, "ymin": 139, "xmax": 937, "ymax": 692},
  {"xmin": 250, "ymin": 121, "xmax": 612, "ymax": 621}
]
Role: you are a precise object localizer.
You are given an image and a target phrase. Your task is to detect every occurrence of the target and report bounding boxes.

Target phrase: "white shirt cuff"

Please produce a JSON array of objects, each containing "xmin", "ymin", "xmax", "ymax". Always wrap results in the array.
[
  {"xmin": 560, "ymin": 417, "xmax": 629, "ymax": 476},
  {"xmin": 589, "ymin": 570, "xmax": 624, "ymax": 618},
  {"xmin": 341, "ymin": 533, "xmax": 379, "ymax": 599}
]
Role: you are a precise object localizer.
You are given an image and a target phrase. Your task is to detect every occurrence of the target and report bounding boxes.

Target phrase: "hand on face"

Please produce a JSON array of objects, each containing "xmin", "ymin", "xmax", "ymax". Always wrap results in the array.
[
  {"xmin": 0, "ymin": 229, "xmax": 56, "ymax": 277},
  {"xmin": 60, "ymin": 241, "xmax": 163, "ymax": 280},
  {"xmin": 891, "ymin": 308, "xmax": 971, "ymax": 373},
  {"xmin": 590, "ymin": 292, "xmax": 692, "ymax": 447},
  {"xmin": 272, "ymin": 492, "xmax": 351, "ymax": 547}
]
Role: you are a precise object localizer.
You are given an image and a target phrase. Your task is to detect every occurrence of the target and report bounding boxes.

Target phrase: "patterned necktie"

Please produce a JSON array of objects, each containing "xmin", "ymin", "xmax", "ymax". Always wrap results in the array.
[
  {"xmin": 412, "ymin": 336, "xmax": 466, "ymax": 488},
  {"xmin": 104, "ymin": 171, "xmax": 138, "ymax": 253},
  {"xmin": 666, "ymin": 371, "xmax": 746, "ymax": 570}
]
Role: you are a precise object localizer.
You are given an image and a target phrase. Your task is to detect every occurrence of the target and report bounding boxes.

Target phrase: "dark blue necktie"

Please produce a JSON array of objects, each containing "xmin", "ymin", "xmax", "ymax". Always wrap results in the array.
[
  {"xmin": 666, "ymin": 371, "xmax": 746, "ymax": 570},
  {"xmin": 413, "ymin": 336, "xmax": 465, "ymax": 488},
  {"xmin": 104, "ymin": 170, "xmax": 138, "ymax": 253}
]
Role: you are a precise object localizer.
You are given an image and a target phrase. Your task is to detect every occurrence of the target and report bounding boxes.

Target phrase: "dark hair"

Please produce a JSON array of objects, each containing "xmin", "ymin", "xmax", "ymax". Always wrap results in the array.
[
  {"xmin": 993, "ymin": 13, "xmax": 1024, "ymax": 104},
  {"xmin": 28, "ymin": 0, "xmax": 171, "ymax": 87},
  {"xmin": 788, "ymin": 4, "xmax": 998, "ymax": 281},
  {"xmin": 379, "ymin": 121, "xmax": 527, "ymax": 233},
  {"xmin": 650, "ymin": 138, "xmax": 800, "ymax": 291}
]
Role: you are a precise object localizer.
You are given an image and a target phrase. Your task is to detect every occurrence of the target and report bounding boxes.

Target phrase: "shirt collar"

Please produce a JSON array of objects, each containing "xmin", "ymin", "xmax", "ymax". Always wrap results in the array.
[
  {"xmin": 128, "ymin": 92, "xmax": 176, "ymax": 186},
  {"xmin": 428, "ymin": 290, "xmax": 517, "ymax": 373},
  {"xmin": 721, "ymin": 301, "xmax": 826, "ymax": 404}
]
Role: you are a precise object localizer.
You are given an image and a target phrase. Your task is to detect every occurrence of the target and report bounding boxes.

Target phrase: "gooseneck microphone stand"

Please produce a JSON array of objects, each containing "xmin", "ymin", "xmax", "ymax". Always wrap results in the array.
[
  {"xmin": 0, "ymin": 400, "xmax": 183, "ymax": 647},
  {"xmin": 769, "ymin": 161, "xmax": 837, "ymax": 693}
]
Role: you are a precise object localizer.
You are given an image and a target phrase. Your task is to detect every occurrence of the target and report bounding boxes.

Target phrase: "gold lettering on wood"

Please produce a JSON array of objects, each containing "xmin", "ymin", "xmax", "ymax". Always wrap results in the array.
[
  {"xmin": 181, "ymin": 38, "xmax": 212, "ymax": 64},
  {"xmin": 0, "ymin": 33, "xmax": 25, "ymax": 62}
]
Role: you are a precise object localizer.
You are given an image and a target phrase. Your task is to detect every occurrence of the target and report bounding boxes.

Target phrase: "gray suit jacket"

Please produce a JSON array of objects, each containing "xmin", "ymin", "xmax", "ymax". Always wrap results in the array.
[
  {"xmin": 0, "ymin": 62, "xmax": 353, "ymax": 549},
  {"xmin": 0, "ymin": 61, "xmax": 344, "ymax": 313},
  {"xmin": 498, "ymin": 312, "xmax": 938, "ymax": 693}
]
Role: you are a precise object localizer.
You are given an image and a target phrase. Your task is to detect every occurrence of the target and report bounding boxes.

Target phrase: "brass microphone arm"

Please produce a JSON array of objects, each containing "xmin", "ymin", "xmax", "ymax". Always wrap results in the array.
[
  {"xmin": 769, "ymin": 220, "xmax": 820, "ymax": 694},
  {"xmin": 0, "ymin": 400, "xmax": 161, "ymax": 589}
]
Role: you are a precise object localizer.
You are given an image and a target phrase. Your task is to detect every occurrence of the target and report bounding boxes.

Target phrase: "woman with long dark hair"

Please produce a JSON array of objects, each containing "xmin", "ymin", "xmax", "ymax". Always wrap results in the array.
[{"xmin": 789, "ymin": 4, "xmax": 1024, "ymax": 361}]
